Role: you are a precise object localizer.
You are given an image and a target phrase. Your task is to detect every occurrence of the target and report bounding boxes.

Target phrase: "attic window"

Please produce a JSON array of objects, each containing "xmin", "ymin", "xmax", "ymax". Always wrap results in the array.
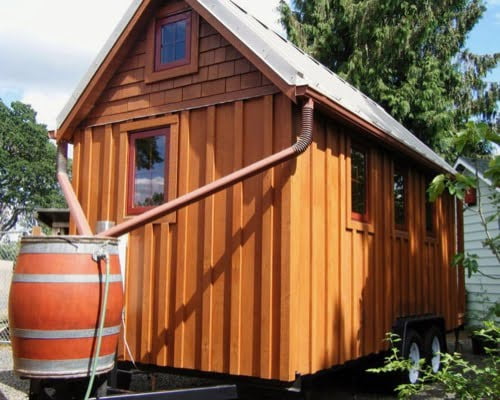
[
  {"xmin": 156, "ymin": 12, "xmax": 191, "ymax": 71},
  {"xmin": 145, "ymin": 7, "xmax": 199, "ymax": 83}
]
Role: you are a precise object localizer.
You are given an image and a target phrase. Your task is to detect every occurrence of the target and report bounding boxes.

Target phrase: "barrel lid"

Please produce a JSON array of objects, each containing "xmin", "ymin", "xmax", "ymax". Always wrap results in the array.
[{"xmin": 19, "ymin": 235, "xmax": 119, "ymax": 255}]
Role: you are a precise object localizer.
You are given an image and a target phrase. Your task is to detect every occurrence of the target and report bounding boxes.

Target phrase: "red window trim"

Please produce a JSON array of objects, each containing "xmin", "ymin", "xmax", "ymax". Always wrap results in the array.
[
  {"xmin": 154, "ymin": 11, "xmax": 192, "ymax": 72},
  {"xmin": 351, "ymin": 145, "xmax": 369, "ymax": 223},
  {"xmin": 127, "ymin": 127, "xmax": 170, "ymax": 215},
  {"xmin": 394, "ymin": 166, "xmax": 408, "ymax": 231}
]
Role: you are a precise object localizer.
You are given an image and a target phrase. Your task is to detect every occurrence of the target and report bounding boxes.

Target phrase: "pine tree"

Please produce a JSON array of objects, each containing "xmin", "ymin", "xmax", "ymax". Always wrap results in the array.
[{"xmin": 279, "ymin": 0, "xmax": 499, "ymax": 156}]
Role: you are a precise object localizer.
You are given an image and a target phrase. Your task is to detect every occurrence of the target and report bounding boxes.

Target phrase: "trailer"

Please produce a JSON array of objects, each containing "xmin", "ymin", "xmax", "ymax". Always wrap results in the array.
[{"xmin": 10, "ymin": 0, "xmax": 465, "ymax": 397}]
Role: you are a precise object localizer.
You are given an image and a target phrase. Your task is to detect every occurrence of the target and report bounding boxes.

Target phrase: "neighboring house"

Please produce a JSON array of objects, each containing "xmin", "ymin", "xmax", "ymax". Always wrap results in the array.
[
  {"xmin": 454, "ymin": 157, "xmax": 500, "ymax": 325},
  {"xmin": 49, "ymin": 0, "xmax": 463, "ymax": 382}
]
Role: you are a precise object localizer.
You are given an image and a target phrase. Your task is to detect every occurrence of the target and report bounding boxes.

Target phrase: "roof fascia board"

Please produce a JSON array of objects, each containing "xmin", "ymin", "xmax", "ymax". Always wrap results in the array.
[
  {"xmin": 56, "ymin": 0, "xmax": 154, "ymax": 141},
  {"xmin": 186, "ymin": 0, "xmax": 298, "ymax": 102},
  {"xmin": 305, "ymin": 87, "xmax": 456, "ymax": 174}
]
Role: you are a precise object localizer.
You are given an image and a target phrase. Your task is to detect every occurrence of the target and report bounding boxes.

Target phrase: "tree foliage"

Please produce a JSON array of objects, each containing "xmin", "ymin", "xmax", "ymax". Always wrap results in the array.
[
  {"xmin": 279, "ymin": 0, "xmax": 499, "ymax": 156},
  {"xmin": 0, "ymin": 99, "xmax": 66, "ymax": 233}
]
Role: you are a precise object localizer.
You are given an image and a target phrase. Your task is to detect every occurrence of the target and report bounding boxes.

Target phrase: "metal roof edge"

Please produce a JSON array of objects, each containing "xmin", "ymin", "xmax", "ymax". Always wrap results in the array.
[{"xmin": 56, "ymin": 0, "xmax": 144, "ymax": 130}]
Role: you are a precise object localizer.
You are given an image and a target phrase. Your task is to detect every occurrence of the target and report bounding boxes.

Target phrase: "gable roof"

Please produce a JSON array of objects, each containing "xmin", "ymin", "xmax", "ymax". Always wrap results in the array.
[{"xmin": 56, "ymin": 0, "xmax": 455, "ymax": 174}]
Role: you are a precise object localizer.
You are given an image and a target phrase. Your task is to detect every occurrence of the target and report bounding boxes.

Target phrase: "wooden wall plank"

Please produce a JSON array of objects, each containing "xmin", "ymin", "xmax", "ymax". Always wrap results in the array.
[
  {"xmin": 260, "ymin": 95, "xmax": 274, "ymax": 378},
  {"xmin": 229, "ymin": 101, "xmax": 243, "ymax": 376},
  {"xmin": 201, "ymin": 106, "xmax": 215, "ymax": 371},
  {"xmin": 274, "ymin": 95, "xmax": 293, "ymax": 381}
]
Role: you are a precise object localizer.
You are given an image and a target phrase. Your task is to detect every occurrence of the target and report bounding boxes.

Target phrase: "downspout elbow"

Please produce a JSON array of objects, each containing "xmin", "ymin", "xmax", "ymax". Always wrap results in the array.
[{"xmin": 293, "ymin": 97, "xmax": 314, "ymax": 155}]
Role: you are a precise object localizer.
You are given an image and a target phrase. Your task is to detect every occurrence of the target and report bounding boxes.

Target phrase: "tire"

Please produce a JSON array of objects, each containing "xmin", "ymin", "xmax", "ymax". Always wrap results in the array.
[
  {"xmin": 424, "ymin": 326, "xmax": 445, "ymax": 373},
  {"xmin": 402, "ymin": 329, "xmax": 424, "ymax": 384}
]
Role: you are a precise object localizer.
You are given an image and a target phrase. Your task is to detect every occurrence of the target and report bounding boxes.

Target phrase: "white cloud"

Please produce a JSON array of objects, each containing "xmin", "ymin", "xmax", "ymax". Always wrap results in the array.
[{"xmin": 21, "ymin": 90, "xmax": 69, "ymax": 130}]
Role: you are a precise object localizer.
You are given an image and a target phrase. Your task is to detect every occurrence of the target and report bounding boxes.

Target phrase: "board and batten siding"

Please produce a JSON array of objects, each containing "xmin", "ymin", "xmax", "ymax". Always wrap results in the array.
[
  {"xmin": 72, "ymin": 94, "xmax": 297, "ymax": 381},
  {"xmin": 463, "ymin": 177, "xmax": 500, "ymax": 324},
  {"xmin": 286, "ymin": 113, "xmax": 464, "ymax": 375},
  {"xmin": 71, "ymin": 98, "xmax": 463, "ymax": 382}
]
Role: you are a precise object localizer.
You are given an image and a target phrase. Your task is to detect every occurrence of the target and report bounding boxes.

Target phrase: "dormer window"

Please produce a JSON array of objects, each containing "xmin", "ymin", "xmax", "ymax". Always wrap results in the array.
[
  {"xmin": 155, "ymin": 12, "xmax": 191, "ymax": 71},
  {"xmin": 145, "ymin": 7, "xmax": 199, "ymax": 83}
]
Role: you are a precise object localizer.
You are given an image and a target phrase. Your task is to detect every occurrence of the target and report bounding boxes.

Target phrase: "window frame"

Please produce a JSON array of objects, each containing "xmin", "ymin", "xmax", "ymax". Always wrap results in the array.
[
  {"xmin": 393, "ymin": 165, "xmax": 408, "ymax": 231},
  {"xmin": 145, "ymin": 5, "xmax": 199, "ymax": 83},
  {"xmin": 127, "ymin": 127, "xmax": 170, "ymax": 215},
  {"xmin": 350, "ymin": 145, "xmax": 369, "ymax": 223},
  {"xmin": 425, "ymin": 178, "xmax": 436, "ymax": 236},
  {"xmin": 155, "ymin": 11, "xmax": 192, "ymax": 72},
  {"xmin": 118, "ymin": 115, "xmax": 179, "ymax": 224}
]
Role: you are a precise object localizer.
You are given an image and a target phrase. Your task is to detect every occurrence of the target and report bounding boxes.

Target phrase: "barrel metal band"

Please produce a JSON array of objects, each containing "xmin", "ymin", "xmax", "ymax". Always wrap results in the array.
[
  {"xmin": 19, "ymin": 242, "xmax": 119, "ymax": 255},
  {"xmin": 12, "ymin": 274, "xmax": 123, "ymax": 283},
  {"xmin": 14, "ymin": 354, "xmax": 115, "ymax": 375},
  {"xmin": 13, "ymin": 326, "xmax": 121, "ymax": 339}
]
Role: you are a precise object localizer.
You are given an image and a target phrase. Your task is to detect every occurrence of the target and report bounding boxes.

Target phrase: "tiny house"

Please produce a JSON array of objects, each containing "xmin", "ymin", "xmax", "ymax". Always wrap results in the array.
[{"xmin": 53, "ymin": 0, "xmax": 464, "ymax": 384}]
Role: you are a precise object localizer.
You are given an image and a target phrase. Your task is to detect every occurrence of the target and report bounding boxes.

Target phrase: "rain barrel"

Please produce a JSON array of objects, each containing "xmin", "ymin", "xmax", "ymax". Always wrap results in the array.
[{"xmin": 8, "ymin": 236, "xmax": 123, "ymax": 378}]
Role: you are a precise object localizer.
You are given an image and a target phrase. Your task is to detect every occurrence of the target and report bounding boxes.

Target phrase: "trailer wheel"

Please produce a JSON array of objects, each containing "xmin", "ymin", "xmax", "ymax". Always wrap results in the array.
[
  {"xmin": 424, "ymin": 326, "xmax": 444, "ymax": 373},
  {"xmin": 402, "ymin": 329, "xmax": 423, "ymax": 384}
]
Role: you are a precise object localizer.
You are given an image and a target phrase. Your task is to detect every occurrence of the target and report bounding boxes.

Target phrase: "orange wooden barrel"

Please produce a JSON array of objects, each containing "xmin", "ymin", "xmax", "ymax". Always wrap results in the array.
[{"xmin": 8, "ymin": 236, "xmax": 124, "ymax": 379}]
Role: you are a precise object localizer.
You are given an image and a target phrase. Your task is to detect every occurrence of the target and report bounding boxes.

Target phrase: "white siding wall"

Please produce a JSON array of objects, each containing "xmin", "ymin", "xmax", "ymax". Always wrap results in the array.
[{"xmin": 464, "ymin": 177, "xmax": 500, "ymax": 325}]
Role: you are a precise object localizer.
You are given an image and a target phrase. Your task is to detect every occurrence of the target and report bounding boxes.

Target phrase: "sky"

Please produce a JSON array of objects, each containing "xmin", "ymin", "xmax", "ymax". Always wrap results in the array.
[{"xmin": 0, "ymin": 0, "xmax": 499, "ymax": 130}]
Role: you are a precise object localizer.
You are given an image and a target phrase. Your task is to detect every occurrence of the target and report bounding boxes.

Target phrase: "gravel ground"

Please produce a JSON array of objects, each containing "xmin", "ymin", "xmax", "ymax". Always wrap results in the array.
[
  {"xmin": 0, "ymin": 344, "xmax": 28, "ymax": 400},
  {"xmin": 0, "ymin": 333, "xmax": 489, "ymax": 399}
]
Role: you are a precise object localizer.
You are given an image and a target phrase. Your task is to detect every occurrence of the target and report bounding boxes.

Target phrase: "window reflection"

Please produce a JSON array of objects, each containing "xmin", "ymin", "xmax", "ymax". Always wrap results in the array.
[{"xmin": 134, "ymin": 134, "xmax": 166, "ymax": 207}]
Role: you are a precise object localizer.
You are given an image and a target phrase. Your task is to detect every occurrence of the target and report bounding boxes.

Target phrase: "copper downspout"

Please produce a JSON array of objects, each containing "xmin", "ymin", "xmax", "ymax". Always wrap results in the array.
[
  {"xmin": 56, "ymin": 142, "xmax": 93, "ymax": 235},
  {"xmin": 98, "ymin": 98, "xmax": 315, "ymax": 238}
]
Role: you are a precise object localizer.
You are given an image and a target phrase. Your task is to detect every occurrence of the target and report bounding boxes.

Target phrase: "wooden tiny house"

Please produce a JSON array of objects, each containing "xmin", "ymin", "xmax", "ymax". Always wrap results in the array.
[{"xmin": 55, "ymin": 0, "xmax": 465, "ymax": 383}]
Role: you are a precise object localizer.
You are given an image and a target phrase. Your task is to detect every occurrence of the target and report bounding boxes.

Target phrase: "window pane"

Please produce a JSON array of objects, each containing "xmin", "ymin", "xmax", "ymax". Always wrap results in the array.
[
  {"xmin": 159, "ymin": 19, "xmax": 188, "ymax": 65},
  {"xmin": 394, "ymin": 171, "xmax": 406, "ymax": 227},
  {"xmin": 425, "ymin": 201, "xmax": 434, "ymax": 233},
  {"xmin": 351, "ymin": 148, "xmax": 367, "ymax": 216},
  {"xmin": 161, "ymin": 45, "xmax": 175, "ymax": 64},
  {"xmin": 134, "ymin": 135, "xmax": 166, "ymax": 207},
  {"xmin": 162, "ymin": 23, "xmax": 175, "ymax": 45},
  {"xmin": 176, "ymin": 20, "xmax": 187, "ymax": 41},
  {"xmin": 175, "ymin": 40, "xmax": 186, "ymax": 60}
]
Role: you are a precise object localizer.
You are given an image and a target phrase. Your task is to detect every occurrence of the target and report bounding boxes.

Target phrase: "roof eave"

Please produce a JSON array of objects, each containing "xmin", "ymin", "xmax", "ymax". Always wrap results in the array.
[
  {"xmin": 56, "ymin": 0, "xmax": 155, "ymax": 142},
  {"xmin": 302, "ymin": 87, "xmax": 456, "ymax": 175}
]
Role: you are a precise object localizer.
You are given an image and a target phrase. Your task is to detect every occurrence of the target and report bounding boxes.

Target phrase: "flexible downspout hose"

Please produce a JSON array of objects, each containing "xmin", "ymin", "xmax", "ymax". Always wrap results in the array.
[
  {"xmin": 84, "ymin": 251, "xmax": 111, "ymax": 400},
  {"xmin": 98, "ymin": 98, "xmax": 315, "ymax": 238}
]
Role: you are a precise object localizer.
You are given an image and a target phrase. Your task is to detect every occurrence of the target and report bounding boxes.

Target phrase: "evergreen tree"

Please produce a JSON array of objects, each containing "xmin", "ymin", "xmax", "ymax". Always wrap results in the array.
[
  {"xmin": 0, "ymin": 99, "xmax": 66, "ymax": 233},
  {"xmin": 279, "ymin": 0, "xmax": 499, "ymax": 156}
]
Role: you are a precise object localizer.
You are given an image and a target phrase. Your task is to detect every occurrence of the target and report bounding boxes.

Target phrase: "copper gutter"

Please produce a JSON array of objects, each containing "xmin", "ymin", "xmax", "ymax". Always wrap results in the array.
[
  {"xmin": 56, "ymin": 142, "xmax": 93, "ymax": 235},
  {"xmin": 98, "ymin": 98, "xmax": 315, "ymax": 238}
]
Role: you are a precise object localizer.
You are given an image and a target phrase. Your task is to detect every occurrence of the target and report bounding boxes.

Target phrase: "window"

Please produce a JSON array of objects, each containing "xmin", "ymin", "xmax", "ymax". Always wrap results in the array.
[
  {"xmin": 155, "ymin": 12, "xmax": 191, "ymax": 71},
  {"xmin": 145, "ymin": 7, "xmax": 199, "ymax": 83},
  {"xmin": 394, "ymin": 167, "xmax": 407, "ymax": 230},
  {"xmin": 425, "ymin": 179, "xmax": 435, "ymax": 235},
  {"xmin": 351, "ymin": 146, "xmax": 368, "ymax": 222},
  {"xmin": 128, "ymin": 127, "xmax": 170, "ymax": 214}
]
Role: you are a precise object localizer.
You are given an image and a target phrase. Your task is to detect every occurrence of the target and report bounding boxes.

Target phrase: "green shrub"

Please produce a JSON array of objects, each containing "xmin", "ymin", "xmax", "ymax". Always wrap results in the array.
[{"xmin": 369, "ymin": 321, "xmax": 499, "ymax": 399}]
